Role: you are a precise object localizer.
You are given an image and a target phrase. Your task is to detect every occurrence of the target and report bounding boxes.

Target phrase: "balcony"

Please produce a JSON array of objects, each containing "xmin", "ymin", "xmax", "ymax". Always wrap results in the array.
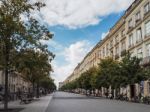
[
  {"xmin": 115, "ymin": 42, "xmax": 119, "ymax": 46},
  {"xmin": 127, "ymin": 26, "xmax": 134, "ymax": 34},
  {"xmin": 144, "ymin": 11, "xmax": 150, "ymax": 20},
  {"xmin": 135, "ymin": 39, "xmax": 143, "ymax": 47},
  {"xmin": 140, "ymin": 56, "xmax": 150, "ymax": 67},
  {"xmin": 110, "ymin": 45, "xmax": 113, "ymax": 49},
  {"xmin": 135, "ymin": 18, "xmax": 141, "ymax": 23},
  {"xmin": 129, "ymin": 44, "xmax": 134, "ymax": 49},
  {"xmin": 145, "ymin": 34, "xmax": 150, "ymax": 39},
  {"xmin": 135, "ymin": 19, "xmax": 142, "ymax": 27},
  {"xmin": 115, "ymin": 54, "xmax": 119, "ymax": 60},
  {"xmin": 120, "ymin": 35, "xmax": 126, "ymax": 41},
  {"xmin": 121, "ymin": 50, "xmax": 126, "ymax": 57},
  {"xmin": 136, "ymin": 39, "xmax": 142, "ymax": 44}
]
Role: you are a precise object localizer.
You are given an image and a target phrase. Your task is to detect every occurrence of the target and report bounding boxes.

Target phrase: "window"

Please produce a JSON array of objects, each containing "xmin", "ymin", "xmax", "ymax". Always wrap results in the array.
[
  {"xmin": 136, "ymin": 11, "xmax": 141, "ymax": 21},
  {"xmin": 99, "ymin": 50, "xmax": 101, "ymax": 58},
  {"xmin": 121, "ymin": 41, "xmax": 126, "ymax": 51},
  {"xmin": 129, "ymin": 19, "xmax": 133, "ymax": 28},
  {"xmin": 146, "ymin": 44, "xmax": 150, "ymax": 56},
  {"xmin": 136, "ymin": 28, "xmax": 142, "ymax": 42},
  {"xmin": 137, "ymin": 48, "xmax": 143, "ymax": 58},
  {"xmin": 110, "ymin": 50, "xmax": 113, "ymax": 57},
  {"xmin": 145, "ymin": 21, "xmax": 150, "ymax": 36},
  {"xmin": 95, "ymin": 52, "xmax": 97, "ymax": 58},
  {"xmin": 144, "ymin": 2, "xmax": 150, "ymax": 14},
  {"xmin": 115, "ymin": 36, "xmax": 119, "ymax": 44},
  {"xmin": 110, "ymin": 40, "xmax": 113, "ymax": 48},
  {"xmin": 103, "ymin": 47, "xmax": 105, "ymax": 57},
  {"xmin": 101, "ymin": 50, "xmax": 103, "ymax": 58},
  {"xmin": 122, "ymin": 29, "xmax": 125, "ymax": 37},
  {"xmin": 115, "ymin": 46, "xmax": 119, "ymax": 55},
  {"xmin": 106, "ymin": 44, "xmax": 109, "ymax": 56},
  {"xmin": 129, "ymin": 34, "xmax": 134, "ymax": 47}
]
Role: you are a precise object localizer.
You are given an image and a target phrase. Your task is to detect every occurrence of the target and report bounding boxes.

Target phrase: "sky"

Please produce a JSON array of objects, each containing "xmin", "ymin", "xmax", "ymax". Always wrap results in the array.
[{"xmin": 32, "ymin": 0, "xmax": 134, "ymax": 86}]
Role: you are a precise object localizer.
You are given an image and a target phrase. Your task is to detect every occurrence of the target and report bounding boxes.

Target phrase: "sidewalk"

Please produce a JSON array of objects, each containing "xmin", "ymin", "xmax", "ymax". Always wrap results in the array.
[{"xmin": 0, "ymin": 94, "xmax": 53, "ymax": 112}]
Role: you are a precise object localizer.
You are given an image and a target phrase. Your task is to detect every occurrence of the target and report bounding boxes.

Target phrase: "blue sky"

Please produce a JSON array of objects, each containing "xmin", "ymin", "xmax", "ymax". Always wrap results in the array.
[
  {"xmin": 36, "ymin": 0, "xmax": 134, "ymax": 86},
  {"xmin": 49, "ymin": 13, "xmax": 124, "ymax": 85}
]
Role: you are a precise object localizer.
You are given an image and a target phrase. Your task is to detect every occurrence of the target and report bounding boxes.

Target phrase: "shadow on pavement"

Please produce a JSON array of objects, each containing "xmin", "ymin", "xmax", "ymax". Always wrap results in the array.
[{"xmin": 0, "ymin": 108, "xmax": 24, "ymax": 112}]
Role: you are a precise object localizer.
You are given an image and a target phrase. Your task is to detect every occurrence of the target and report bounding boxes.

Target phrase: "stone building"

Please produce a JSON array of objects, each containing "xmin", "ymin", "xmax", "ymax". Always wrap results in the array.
[
  {"xmin": 64, "ymin": 0, "xmax": 150, "ymax": 99},
  {"xmin": 0, "ymin": 71, "xmax": 31, "ymax": 100}
]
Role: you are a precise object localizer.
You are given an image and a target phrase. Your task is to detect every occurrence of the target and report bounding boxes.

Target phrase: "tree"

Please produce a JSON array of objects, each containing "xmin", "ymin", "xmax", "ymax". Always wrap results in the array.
[
  {"xmin": 87, "ymin": 67, "xmax": 98, "ymax": 89},
  {"xmin": 95, "ymin": 58, "xmax": 121, "ymax": 97},
  {"xmin": 15, "ymin": 49, "xmax": 54, "ymax": 98},
  {"xmin": 0, "ymin": 0, "xmax": 53, "ymax": 110},
  {"xmin": 61, "ymin": 67, "xmax": 98, "ymax": 95},
  {"xmin": 40, "ymin": 76, "xmax": 56, "ymax": 93},
  {"xmin": 118, "ymin": 53, "xmax": 147, "ymax": 99},
  {"xmin": 120, "ymin": 53, "xmax": 147, "ymax": 86},
  {"xmin": 80, "ymin": 71, "xmax": 92, "ymax": 95},
  {"xmin": 145, "ymin": 67, "xmax": 150, "ymax": 80},
  {"xmin": 97, "ymin": 58, "xmax": 116, "ymax": 89}
]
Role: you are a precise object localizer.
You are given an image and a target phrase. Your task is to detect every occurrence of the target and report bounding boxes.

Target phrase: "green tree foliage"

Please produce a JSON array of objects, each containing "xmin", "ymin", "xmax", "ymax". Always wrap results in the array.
[
  {"xmin": 145, "ymin": 67, "xmax": 150, "ymax": 81},
  {"xmin": 40, "ymin": 76, "xmax": 56, "ymax": 92},
  {"xmin": 61, "ymin": 54, "xmax": 148, "ymax": 96},
  {"xmin": 89, "ymin": 67, "xmax": 99, "ymax": 90},
  {"xmin": 120, "ymin": 53, "xmax": 147, "ymax": 86},
  {"xmin": 15, "ymin": 49, "xmax": 55, "ymax": 98},
  {"xmin": 0, "ymin": 0, "xmax": 53, "ymax": 109},
  {"xmin": 96, "ymin": 58, "xmax": 120, "ymax": 89}
]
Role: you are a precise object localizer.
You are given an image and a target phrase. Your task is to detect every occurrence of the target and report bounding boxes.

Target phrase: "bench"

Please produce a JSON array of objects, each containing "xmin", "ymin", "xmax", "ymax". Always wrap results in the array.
[{"xmin": 20, "ymin": 94, "xmax": 33, "ymax": 104}]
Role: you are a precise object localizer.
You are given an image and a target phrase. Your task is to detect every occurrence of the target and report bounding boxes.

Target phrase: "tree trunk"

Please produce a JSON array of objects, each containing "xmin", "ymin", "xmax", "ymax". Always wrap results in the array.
[
  {"xmin": 36, "ymin": 81, "xmax": 39, "ymax": 98},
  {"xmin": 4, "ymin": 66, "xmax": 8, "ymax": 110},
  {"xmin": 4, "ymin": 44, "xmax": 9, "ymax": 111},
  {"xmin": 32, "ymin": 83, "xmax": 35, "ymax": 97}
]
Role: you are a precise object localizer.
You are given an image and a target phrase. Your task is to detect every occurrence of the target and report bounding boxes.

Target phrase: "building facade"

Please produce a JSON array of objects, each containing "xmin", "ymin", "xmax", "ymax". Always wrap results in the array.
[
  {"xmin": 0, "ymin": 71, "xmax": 31, "ymax": 100},
  {"xmin": 64, "ymin": 0, "xmax": 150, "ymax": 99},
  {"xmin": 59, "ymin": 82, "xmax": 64, "ymax": 89}
]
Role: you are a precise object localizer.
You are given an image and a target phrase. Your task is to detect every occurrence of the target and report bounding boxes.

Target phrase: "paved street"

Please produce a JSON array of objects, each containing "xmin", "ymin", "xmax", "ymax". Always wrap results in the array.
[
  {"xmin": 0, "ymin": 94, "xmax": 53, "ymax": 112},
  {"xmin": 46, "ymin": 92, "xmax": 150, "ymax": 112}
]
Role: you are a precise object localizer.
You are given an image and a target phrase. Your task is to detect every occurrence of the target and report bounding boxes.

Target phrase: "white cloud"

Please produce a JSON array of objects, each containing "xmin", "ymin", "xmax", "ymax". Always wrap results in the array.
[
  {"xmin": 51, "ymin": 40, "xmax": 93, "ymax": 86},
  {"xmin": 64, "ymin": 40, "xmax": 91, "ymax": 64},
  {"xmin": 31, "ymin": 0, "xmax": 133, "ymax": 29}
]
